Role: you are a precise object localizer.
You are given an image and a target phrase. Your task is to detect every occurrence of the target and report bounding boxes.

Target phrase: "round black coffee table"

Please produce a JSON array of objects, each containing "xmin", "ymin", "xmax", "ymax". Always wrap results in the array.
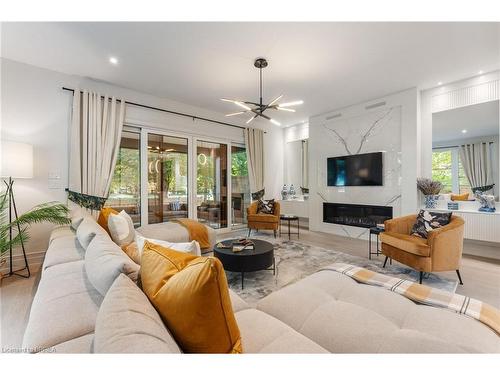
[{"xmin": 213, "ymin": 239, "xmax": 275, "ymax": 289}]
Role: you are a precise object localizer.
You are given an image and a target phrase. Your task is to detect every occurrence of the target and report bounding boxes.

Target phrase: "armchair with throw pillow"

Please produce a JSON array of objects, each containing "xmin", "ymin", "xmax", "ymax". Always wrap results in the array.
[
  {"xmin": 247, "ymin": 200, "xmax": 280, "ymax": 238},
  {"xmin": 380, "ymin": 212, "xmax": 465, "ymax": 284}
]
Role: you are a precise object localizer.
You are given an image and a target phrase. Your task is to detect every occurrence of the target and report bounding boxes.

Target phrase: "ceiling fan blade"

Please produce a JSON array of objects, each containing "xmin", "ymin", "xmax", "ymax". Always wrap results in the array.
[
  {"xmin": 276, "ymin": 107, "xmax": 296, "ymax": 112},
  {"xmin": 269, "ymin": 118, "xmax": 281, "ymax": 126},
  {"xmin": 225, "ymin": 111, "xmax": 247, "ymax": 117},
  {"xmin": 268, "ymin": 94, "xmax": 283, "ymax": 107},
  {"xmin": 278, "ymin": 100, "xmax": 304, "ymax": 108}
]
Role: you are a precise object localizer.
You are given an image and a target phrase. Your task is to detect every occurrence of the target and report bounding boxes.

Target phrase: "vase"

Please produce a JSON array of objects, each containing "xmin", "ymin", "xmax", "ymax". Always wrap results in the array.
[
  {"xmin": 281, "ymin": 185, "xmax": 288, "ymax": 200},
  {"xmin": 424, "ymin": 195, "xmax": 439, "ymax": 209},
  {"xmin": 289, "ymin": 184, "xmax": 296, "ymax": 198}
]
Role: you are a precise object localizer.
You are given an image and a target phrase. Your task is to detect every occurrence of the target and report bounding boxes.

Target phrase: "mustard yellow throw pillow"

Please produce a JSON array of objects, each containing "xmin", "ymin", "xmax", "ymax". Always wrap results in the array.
[
  {"xmin": 140, "ymin": 241, "xmax": 242, "ymax": 354},
  {"xmin": 451, "ymin": 193, "xmax": 469, "ymax": 201},
  {"xmin": 97, "ymin": 207, "xmax": 119, "ymax": 235}
]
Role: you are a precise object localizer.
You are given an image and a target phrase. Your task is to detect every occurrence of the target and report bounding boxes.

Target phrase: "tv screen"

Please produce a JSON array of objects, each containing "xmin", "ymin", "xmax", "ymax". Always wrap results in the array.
[{"xmin": 327, "ymin": 152, "xmax": 383, "ymax": 186}]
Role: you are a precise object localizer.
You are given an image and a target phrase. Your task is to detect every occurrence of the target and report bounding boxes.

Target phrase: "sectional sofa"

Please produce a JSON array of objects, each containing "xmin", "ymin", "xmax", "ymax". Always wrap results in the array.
[{"xmin": 21, "ymin": 216, "xmax": 500, "ymax": 353}]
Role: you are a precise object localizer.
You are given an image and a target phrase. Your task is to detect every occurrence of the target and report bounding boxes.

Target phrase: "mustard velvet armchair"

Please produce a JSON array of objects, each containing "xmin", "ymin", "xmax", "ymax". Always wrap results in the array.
[
  {"xmin": 380, "ymin": 214, "xmax": 465, "ymax": 284},
  {"xmin": 246, "ymin": 201, "xmax": 280, "ymax": 238}
]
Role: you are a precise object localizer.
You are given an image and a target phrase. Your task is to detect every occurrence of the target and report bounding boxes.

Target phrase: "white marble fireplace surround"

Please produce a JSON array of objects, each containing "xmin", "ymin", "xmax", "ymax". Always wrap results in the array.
[{"xmin": 308, "ymin": 88, "xmax": 420, "ymax": 239}]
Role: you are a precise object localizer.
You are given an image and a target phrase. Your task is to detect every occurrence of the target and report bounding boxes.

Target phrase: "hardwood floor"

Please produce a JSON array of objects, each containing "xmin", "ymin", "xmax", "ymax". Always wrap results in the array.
[{"xmin": 1, "ymin": 229, "xmax": 499, "ymax": 350}]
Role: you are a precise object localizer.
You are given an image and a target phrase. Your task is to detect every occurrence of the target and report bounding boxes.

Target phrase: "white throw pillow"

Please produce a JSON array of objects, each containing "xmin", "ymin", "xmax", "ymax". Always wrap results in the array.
[
  {"xmin": 85, "ymin": 235, "xmax": 140, "ymax": 296},
  {"xmin": 76, "ymin": 217, "xmax": 108, "ymax": 249},
  {"xmin": 108, "ymin": 210, "xmax": 135, "ymax": 247},
  {"xmin": 135, "ymin": 233, "xmax": 201, "ymax": 258}
]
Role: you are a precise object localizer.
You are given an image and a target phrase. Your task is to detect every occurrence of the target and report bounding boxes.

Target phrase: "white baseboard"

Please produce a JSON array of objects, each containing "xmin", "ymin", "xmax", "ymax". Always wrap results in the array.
[{"xmin": 0, "ymin": 250, "xmax": 45, "ymax": 274}]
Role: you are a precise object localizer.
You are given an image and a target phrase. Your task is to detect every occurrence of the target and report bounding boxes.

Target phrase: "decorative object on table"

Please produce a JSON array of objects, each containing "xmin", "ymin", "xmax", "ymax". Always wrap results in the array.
[
  {"xmin": 410, "ymin": 209, "xmax": 452, "ymax": 239},
  {"xmin": 232, "ymin": 239, "xmax": 255, "ymax": 252},
  {"xmin": 447, "ymin": 202, "xmax": 459, "ymax": 210},
  {"xmin": 281, "ymin": 185, "xmax": 288, "ymax": 200},
  {"xmin": 416, "ymin": 178, "xmax": 442, "ymax": 209},
  {"xmin": 251, "ymin": 188, "xmax": 265, "ymax": 201},
  {"xmin": 66, "ymin": 189, "xmax": 107, "ymax": 211},
  {"xmin": 220, "ymin": 58, "xmax": 303, "ymax": 126},
  {"xmin": 471, "ymin": 184, "xmax": 495, "ymax": 194},
  {"xmin": 1, "ymin": 141, "xmax": 70, "ymax": 279},
  {"xmin": 475, "ymin": 192, "xmax": 496, "ymax": 213},
  {"xmin": 279, "ymin": 215, "xmax": 300, "ymax": 240},
  {"xmin": 300, "ymin": 186, "xmax": 309, "ymax": 195},
  {"xmin": 450, "ymin": 192, "xmax": 469, "ymax": 201},
  {"xmin": 288, "ymin": 184, "xmax": 296, "ymax": 198}
]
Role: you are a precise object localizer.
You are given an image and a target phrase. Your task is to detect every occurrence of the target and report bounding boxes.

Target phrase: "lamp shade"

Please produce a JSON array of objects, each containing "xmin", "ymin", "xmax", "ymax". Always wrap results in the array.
[{"xmin": 1, "ymin": 141, "xmax": 34, "ymax": 179}]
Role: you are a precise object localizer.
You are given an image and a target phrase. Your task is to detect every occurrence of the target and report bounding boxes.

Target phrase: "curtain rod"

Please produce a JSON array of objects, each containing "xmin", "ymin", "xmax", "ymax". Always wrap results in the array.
[
  {"xmin": 62, "ymin": 87, "xmax": 266, "ymax": 133},
  {"xmin": 433, "ymin": 141, "xmax": 495, "ymax": 150}
]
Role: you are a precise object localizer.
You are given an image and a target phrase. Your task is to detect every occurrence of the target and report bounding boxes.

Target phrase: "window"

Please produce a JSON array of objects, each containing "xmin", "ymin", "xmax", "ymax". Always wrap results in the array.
[
  {"xmin": 231, "ymin": 144, "xmax": 250, "ymax": 226},
  {"xmin": 432, "ymin": 148, "xmax": 471, "ymax": 195},
  {"xmin": 106, "ymin": 130, "xmax": 141, "ymax": 226},
  {"xmin": 147, "ymin": 134, "xmax": 189, "ymax": 224}
]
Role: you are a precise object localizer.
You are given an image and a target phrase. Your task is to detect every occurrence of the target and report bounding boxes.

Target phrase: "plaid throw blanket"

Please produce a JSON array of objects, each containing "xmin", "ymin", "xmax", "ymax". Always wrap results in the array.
[{"xmin": 324, "ymin": 263, "xmax": 500, "ymax": 335}]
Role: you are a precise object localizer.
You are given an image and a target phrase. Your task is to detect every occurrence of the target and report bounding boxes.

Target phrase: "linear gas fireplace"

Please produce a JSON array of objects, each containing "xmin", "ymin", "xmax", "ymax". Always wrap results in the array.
[{"xmin": 323, "ymin": 202, "xmax": 393, "ymax": 228}]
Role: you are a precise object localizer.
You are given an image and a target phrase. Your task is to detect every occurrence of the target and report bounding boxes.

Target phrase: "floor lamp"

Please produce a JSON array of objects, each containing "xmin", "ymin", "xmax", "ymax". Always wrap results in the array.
[{"xmin": 1, "ymin": 141, "xmax": 33, "ymax": 278}]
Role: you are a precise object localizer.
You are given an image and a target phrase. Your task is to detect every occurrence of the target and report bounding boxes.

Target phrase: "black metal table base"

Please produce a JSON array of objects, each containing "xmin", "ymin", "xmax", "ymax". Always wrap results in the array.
[
  {"xmin": 279, "ymin": 216, "xmax": 300, "ymax": 240},
  {"xmin": 240, "ymin": 257, "xmax": 276, "ymax": 289},
  {"xmin": 368, "ymin": 227, "xmax": 385, "ymax": 261}
]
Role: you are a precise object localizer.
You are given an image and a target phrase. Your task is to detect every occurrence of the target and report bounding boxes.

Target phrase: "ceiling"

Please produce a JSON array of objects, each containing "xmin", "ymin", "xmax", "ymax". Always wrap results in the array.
[
  {"xmin": 1, "ymin": 22, "xmax": 499, "ymax": 127},
  {"xmin": 433, "ymin": 100, "xmax": 499, "ymax": 143}
]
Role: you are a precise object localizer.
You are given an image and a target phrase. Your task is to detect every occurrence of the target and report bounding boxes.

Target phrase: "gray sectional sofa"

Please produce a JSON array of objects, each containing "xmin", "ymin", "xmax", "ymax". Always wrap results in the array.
[{"xmin": 22, "ymin": 218, "xmax": 500, "ymax": 353}]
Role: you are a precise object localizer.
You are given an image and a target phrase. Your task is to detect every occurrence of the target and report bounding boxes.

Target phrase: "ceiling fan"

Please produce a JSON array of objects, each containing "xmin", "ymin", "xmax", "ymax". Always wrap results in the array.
[{"xmin": 221, "ymin": 58, "xmax": 303, "ymax": 126}]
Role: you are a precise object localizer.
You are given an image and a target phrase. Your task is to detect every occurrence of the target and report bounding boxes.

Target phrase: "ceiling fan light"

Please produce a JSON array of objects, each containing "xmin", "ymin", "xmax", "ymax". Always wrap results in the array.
[
  {"xmin": 277, "ymin": 107, "xmax": 296, "ymax": 112},
  {"xmin": 279, "ymin": 100, "xmax": 304, "ymax": 107},
  {"xmin": 269, "ymin": 118, "xmax": 281, "ymax": 126},
  {"xmin": 268, "ymin": 94, "xmax": 283, "ymax": 106},
  {"xmin": 225, "ymin": 111, "xmax": 246, "ymax": 117},
  {"xmin": 235, "ymin": 101, "xmax": 252, "ymax": 111}
]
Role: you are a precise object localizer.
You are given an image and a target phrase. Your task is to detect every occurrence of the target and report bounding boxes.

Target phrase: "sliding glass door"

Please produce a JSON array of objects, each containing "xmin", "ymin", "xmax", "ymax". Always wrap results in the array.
[
  {"xmin": 196, "ymin": 140, "xmax": 228, "ymax": 229},
  {"xmin": 147, "ymin": 133, "xmax": 189, "ymax": 224},
  {"xmin": 106, "ymin": 129, "xmax": 141, "ymax": 226},
  {"xmin": 108, "ymin": 128, "xmax": 249, "ymax": 229}
]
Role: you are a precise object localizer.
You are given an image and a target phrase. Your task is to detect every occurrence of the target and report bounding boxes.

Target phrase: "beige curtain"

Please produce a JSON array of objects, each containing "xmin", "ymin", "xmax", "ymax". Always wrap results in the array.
[
  {"xmin": 244, "ymin": 127, "xmax": 265, "ymax": 195},
  {"xmin": 458, "ymin": 142, "xmax": 493, "ymax": 190},
  {"xmin": 69, "ymin": 90, "xmax": 125, "ymax": 198}
]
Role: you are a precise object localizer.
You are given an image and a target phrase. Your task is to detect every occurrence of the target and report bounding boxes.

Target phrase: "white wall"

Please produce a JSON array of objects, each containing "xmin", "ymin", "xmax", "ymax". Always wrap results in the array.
[
  {"xmin": 308, "ymin": 88, "xmax": 420, "ymax": 239},
  {"xmin": 0, "ymin": 58, "xmax": 284, "ymax": 263}
]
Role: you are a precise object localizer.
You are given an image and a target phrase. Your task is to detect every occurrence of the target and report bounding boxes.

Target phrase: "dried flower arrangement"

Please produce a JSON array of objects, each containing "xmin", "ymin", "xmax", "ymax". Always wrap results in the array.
[{"xmin": 416, "ymin": 178, "xmax": 442, "ymax": 195}]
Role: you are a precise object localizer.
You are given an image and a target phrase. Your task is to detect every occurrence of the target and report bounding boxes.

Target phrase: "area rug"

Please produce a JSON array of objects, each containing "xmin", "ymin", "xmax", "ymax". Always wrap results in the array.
[{"xmin": 216, "ymin": 232, "xmax": 459, "ymax": 305}]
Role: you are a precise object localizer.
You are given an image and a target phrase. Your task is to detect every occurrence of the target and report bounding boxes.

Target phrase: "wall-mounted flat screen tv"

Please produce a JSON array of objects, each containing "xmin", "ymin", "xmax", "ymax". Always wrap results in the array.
[{"xmin": 327, "ymin": 152, "xmax": 383, "ymax": 186}]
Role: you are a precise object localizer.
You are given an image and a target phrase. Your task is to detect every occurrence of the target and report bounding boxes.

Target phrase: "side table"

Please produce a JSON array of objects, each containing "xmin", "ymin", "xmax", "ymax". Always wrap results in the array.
[
  {"xmin": 368, "ymin": 226, "xmax": 385, "ymax": 260},
  {"xmin": 279, "ymin": 215, "xmax": 299, "ymax": 240}
]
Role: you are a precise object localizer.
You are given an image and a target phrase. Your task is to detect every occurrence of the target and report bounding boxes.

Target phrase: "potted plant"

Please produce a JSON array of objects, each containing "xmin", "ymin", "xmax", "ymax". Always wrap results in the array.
[
  {"xmin": 416, "ymin": 178, "xmax": 443, "ymax": 209},
  {"xmin": 0, "ymin": 192, "xmax": 70, "ymax": 278}
]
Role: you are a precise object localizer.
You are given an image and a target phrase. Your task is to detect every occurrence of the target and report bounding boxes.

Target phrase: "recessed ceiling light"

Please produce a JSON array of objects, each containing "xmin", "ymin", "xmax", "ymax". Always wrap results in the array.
[
  {"xmin": 437, "ymin": 82, "xmax": 443, "ymax": 86},
  {"xmin": 109, "ymin": 57, "xmax": 118, "ymax": 65},
  {"xmin": 462, "ymin": 129, "xmax": 467, "ymax": 134},
  {"xmin": 478, "ymin": 70, "xmax": 483, "ymax": 74}
]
